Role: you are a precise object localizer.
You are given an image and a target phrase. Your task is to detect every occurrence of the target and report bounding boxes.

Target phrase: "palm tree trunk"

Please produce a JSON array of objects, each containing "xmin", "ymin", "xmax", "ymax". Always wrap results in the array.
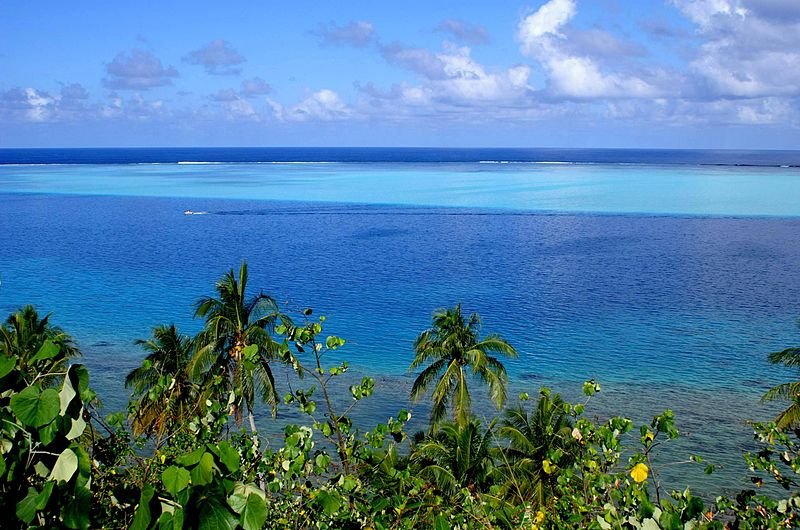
[{"xmin": 248, "ymin": 411, "xmax": 257, "ymax": 433}]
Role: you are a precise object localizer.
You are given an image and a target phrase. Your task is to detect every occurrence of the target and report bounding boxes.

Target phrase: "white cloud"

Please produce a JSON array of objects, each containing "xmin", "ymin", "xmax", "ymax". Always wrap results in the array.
[
  {"xmin": 104, "ymin": 49, "xmax": 178, "ymax": 90},
  {"xmin": 314, "ymin": 21, "xmax": 376, "ymax": 48},
  {"xmin": 272, "ymin": 89, "xmax": 352, "ymax": 122},
  {"xmin": 673, "ymin": 0, "xmax": 800, "ymax": 97},
  {"xmin": 671, "ymin": 0, "xmax": 747, "ymax": 27},
  {"xmin": 517, "ymin": 0, "xmax": 664, "ymax": 99}
]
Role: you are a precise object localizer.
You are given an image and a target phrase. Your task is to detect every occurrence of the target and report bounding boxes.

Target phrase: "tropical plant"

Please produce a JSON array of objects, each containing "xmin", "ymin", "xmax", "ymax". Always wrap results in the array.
[
  {"xmin": 125, "ymin": 324, "xmax": 198, "ymax": 438},
  {"xmin": 497, "ymin": 390, "xmax": 576, "ymax": 506},
  {"xmin": 762, "ymin": 344, "xmax": 800, "ymax": 430},
  {"xmin": 0, "ymin": 305, "xmax": 79, "ymax": 387},
  {"xmin": 411, "ymin": 418, "xmax": 498, "ymax": 497},
  {"xmin": 190, "ymin": 261, "xmax": 284, "ymax": 432},
  {"xmin": 409, "ymin": 304, "xmax": 518, "ymax": 426}
]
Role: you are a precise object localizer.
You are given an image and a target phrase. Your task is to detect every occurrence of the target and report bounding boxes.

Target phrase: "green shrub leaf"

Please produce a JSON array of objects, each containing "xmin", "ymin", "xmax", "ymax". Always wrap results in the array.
[
  {"xmin": 240, "ymin": 494, "xmax": 267, "ymax": 530},
  {"xmin": 11, "ymin": 386, "xmax": 60, "ymax": 428},
  {"xmin": 50, "ymin": 447, "xmax": 78, "ymax": 483},
  {"xmin": 162, "ymin": 466, "xmax": 191, "ymax": 495}
]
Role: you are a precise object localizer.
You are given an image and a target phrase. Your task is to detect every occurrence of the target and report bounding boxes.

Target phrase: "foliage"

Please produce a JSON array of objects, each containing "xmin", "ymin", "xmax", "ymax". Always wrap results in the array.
[
  {"xmin": 762, "ymin": 344, "xmax": 800, "ymax": 430},
  {"xmin": 409, "ymin": 304, "xmax": 518, "ymax": 427},
  {"xmin": 125, "ymin": 324, "xmax": 198, "ymax": 437},
  {"xmin": 191, "ymin": 261, "xmax": 284, "ymax": 432}
]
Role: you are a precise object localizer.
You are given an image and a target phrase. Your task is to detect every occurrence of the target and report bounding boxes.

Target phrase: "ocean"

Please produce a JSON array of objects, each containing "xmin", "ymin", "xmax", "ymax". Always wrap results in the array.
[{"xmin": 1, "ymin": 147, "xmax": 800, "ymax": 493}]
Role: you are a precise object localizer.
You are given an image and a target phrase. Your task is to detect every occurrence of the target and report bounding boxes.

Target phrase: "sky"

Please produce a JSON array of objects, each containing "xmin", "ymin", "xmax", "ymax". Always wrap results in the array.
[{"xmin": 1, "ymin": 0, "xmax": 799, "ymax": 148}]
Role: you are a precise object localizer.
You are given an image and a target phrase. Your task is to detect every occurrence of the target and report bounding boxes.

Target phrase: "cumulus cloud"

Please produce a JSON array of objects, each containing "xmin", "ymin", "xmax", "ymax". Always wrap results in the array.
[
  {"xmin": 100, "ymin": 93, "xmax": 168, "ymax": 121},
  {"xmin": 271, "ymin": 89, "xmax": 352, "ymax": 122},
  {"xmin": 314, "ymin": 21, "xmax": 375, "ymax": 47},
  {"xmin": 673, "ymin": 0, "xmax": 800, "ymax": 97},
  {"xmin": 0, "ymin": 86, "xmax": 91, "ymax": 122},
  {"xmin": 211, "ymin": 88, "xmax": 240, "ymax": 102},
  {"xmin": 517, "ymin": 0, "xmax": 665, "ymax": 99},
  {"xmin": 183, "ymin": 40, "xmax": 246, "ymax": 75},
  {"xmin": 240, "ymin": 77, "xmax": 271, "ymax": 97},
  {"xmin": 60, "ymin": 83, "xmax": 89, "ymax": 100},
  {"xmin": 104, "ymin": 49, "xmax": 178, "ymax": 90},
  {"xmin": 379, "ymin": 43, "xmax": 448, "ymax": 79},
  {"xmin": 435, "ymin": 19, "xmax": 490, "ymax": 45}
]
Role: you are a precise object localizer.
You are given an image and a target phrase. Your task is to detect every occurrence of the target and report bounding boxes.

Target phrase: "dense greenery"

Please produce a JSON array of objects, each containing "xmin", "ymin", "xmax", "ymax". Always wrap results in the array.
[{"xmin": 2, "ymin": 263, "xmax": 800, "ymax": 528}]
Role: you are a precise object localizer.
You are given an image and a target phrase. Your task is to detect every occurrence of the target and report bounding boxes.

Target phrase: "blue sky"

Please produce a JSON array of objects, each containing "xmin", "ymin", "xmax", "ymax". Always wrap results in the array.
[{"xmin": 1, "ymin": 0, "xmax": 799, "ymax": 148}]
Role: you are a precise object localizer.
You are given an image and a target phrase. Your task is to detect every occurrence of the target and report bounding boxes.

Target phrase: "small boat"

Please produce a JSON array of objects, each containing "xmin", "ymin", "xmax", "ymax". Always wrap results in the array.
[{"xmin": 184, "ymin": 210, "xmax": 209, "ymax": 215}]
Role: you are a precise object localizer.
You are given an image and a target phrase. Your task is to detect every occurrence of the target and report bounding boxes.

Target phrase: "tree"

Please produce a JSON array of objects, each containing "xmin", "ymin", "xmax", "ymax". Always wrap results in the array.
[
  {"xmin": 762, "ymin": 345, "xmax": 800, "ymax": 430},
  {"xmin": 190, "ymin": 261, "xmax": 283, "ymax": 432},
  {"xmin": 411, "ymin": 418, "xmax": 498, "ymax": 497},
  {"xmin": 0, "ymin": 305, "xmax": 79, "ymax": 387},
  {"xmin": 125, "ymin": 324, "xmax": 198, "ymax": 437},
  {"xmin": 409, "ymin": 304, "xmax": 518, "ymax": 427},
  {"xmin": 497, "ymin": 390, "xmax": 575, "ymax": 506}
]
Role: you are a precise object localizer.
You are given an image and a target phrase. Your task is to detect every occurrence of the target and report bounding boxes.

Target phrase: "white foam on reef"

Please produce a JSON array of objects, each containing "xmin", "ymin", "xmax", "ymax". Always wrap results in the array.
[
  {"xmin": 177, "ymin": 161, "xmax": 224, "ymax": 165},
  {"xmin": 478, "ymin": 160, "xmax": 575, "ymax": 165}
]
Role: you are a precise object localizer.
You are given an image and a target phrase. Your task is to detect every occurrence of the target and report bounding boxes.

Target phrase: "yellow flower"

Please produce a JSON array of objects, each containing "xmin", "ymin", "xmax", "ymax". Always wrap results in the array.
[
  {"xmin": 535, "ymin": 510, "xmax": 545, "ymax": 524},
  {"xmin": 644, "ymin": 430, "xmax": 655, "ymax": 442},
  {"xmin": 160, "ymin": 454, "xmax": 166, "ymax": 464},
  {"xmin": 630, "ymin": 462, "xmax": 649, "ymax": 483},
  {"xmin": 542, "ymin": 459, "xmax": 553, "ymax": 474}
]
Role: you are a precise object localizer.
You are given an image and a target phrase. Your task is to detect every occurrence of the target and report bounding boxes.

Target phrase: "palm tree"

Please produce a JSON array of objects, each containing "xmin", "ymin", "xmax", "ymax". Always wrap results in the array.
[
  {"xmin": 190, "ymin": 261, "xmax": 282, "ymax": 433},
  {"xmin": 762, "ymin": 345, "xmax": 800, "ymax": 430},
  {"xmin": 0, "ymin": 305, "xmax": 79, "ymax": 386},
  {"xmin": 125, "ymin": 324, "xmax": 198, "ymax": 437},
  {"xmin": 411, "ymin": 418, "xmax": 498, "ymax": 497},
  {"xmin": 497, "ymin": 391, "xmax": 576, "ymax": 506},
  {"xmin": 409, "ymin": 304, "xmax": 518, "ymax": 427}
]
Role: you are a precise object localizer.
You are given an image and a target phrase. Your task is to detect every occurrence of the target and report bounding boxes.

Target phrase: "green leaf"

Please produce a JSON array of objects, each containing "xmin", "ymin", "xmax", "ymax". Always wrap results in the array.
[
  {"xmin": 38, "ymin": 420, "xmax": 59, "ymax": 445},
  {"xmin": 176, "ymin": 447, "xmax": 205, "ymax": 466},
  {"xmin": 66, "ymin": 416, "xmax": 86, "ymax": 440},
  {"xmin": 16, "ymin": 488, "xmax": 38, "ymax": 524},
  {"xmin": 241, "ymin": 344, "xmax": 258, "ymax": 361},
  {"xmin": 50, "ymin": 447, "xmax": 78, "ymax": 483},
  {"xmin": 162, "ymin": 466, "xmax": 191, "ymax": 495},
  {"xmin": 435, "ymin": 515, "xmax": 451, "ymax": 530},
  {"xmin": 227, "ymin": 493, "xmax": 247, "ymax": 515},
  {"xmin": 10, "ymin": 386, "xmax": 60, "ymax": 428},
  {"xmin": 31, "ymin": 339, "xmax": 59, "ymax": 362},
  {"xmin": 316, "ymin": 490, "xmax": 341, "ymax": 516},
  {"xmin": 218, "ymin": 441, "xmax": 240, "ymax": 473},
  {"xmin": 199, "ymin": 498, "xmax": 238, "ymax": 530},
  {"xmin": 60, "ymin": 368, "xmax": 78, "ymax": 414},
  {"xmin": 0, "ymin": 355, "xmax": 17, "ymax": 379},
  {"xmin": 240, "ymin": 494, "xmax": 267, "ymax": 530},
  {"xmin": 35, "ymin": 481, "xmax": 54, "ymax": 509},
  {"xmin": 62, "ymin": 486, "xmax": 91, "ymax": 530},
  {"xmin": 130, "ymin": 485, "xmax": 156, "ymax": 530},
  {"xmin": 73, "ymin": 445, "xmax": 92, "ymax": 489},
  {"xmin": 190, "ymin": 452, "xmax": 215, "ymax": 486}
]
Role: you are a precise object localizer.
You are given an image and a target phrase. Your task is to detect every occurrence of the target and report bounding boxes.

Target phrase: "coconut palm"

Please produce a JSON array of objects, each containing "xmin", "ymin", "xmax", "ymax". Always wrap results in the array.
[
  {"xmin": 0, "ymin": 305, "xmax": 79, "ymax": 386},
  {"xmin": 411, "ymin": 418, "xmax": 498, "ymax": 497},
  {"xmin": 125, "ymin": 324, "xmax": 198, "ymax": 437},
  {"xmin": 762, "ymin": 345, "xmax": 800, "ymax": 430},
  {"xmin": 190, "ymin": 261, "xmax": 283, "ymax": 432},
  {"xmin": 497, "ymin": 391, "xmax": 576, "ymax": 506},
  {"xmin": 410, "ymin": 304, "xmax": 518, "ymax": 427}
]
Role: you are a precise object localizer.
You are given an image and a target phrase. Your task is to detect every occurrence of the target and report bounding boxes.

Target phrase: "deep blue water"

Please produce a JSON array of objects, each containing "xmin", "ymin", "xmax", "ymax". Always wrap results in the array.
[
  {"xmin": 1, "ymin": 147, "xmax": 800, "ymax": 492},
  {"xmin": 2, "ymin": 146, "xmax": 799, "ymax": 166}
]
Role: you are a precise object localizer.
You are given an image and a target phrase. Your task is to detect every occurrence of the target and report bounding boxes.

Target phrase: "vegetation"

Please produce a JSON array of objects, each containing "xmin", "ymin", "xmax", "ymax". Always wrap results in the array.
[
  {"xmin": 410, "ymin": 304, "xmax": 517, "ymax": 427},
  {"xmin": 2, "ymin": 262, "xmax": 800, "ymax": 529}
]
